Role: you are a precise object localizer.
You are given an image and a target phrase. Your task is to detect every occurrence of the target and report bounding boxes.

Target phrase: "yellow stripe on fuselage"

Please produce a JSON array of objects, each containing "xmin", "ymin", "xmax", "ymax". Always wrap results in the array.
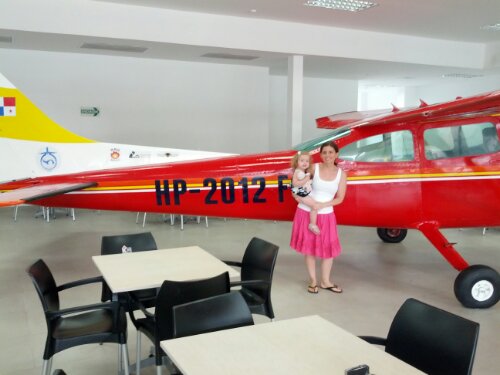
[
  {"xmin": 0, "ymin": 87, "xmax": 93, "ymax": 143},
  {"xmin": 349, "ymin": 171, "xmax": 500, "ymax": 181}
]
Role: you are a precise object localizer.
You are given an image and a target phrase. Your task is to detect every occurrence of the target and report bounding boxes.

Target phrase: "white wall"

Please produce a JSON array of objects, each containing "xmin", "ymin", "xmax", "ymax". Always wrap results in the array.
[
  {"xmin": 405, "ymin": 75, "xmax": 500, "ymax": 106},
  {"xmin": 0, "ymin": 49, "xmax": 270, "ymax": 154},
  {"xmin": 269, "ymin": 75, "xmax": 358, "ymax": 150}
]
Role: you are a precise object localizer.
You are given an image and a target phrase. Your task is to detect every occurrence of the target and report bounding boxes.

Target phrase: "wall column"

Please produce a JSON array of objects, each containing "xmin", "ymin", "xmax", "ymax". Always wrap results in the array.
[{"xmin": 287, "ymin": 55, "xmax": 304, "ymax": 147}]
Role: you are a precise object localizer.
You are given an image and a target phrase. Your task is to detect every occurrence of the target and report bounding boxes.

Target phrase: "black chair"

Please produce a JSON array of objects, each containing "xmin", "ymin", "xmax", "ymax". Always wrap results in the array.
[
  {"xmin": 359, "ymin": 298, "xmax": 479, "ymax": 375},
  {"xmin": 100, "ymin": 232, "xmax": 158, "ymax": 305},
  {"xmin": 172, "ymin": 291, "xmax": 254, "ymax": 338},
  {"xmin": 224, "ymin": 237, "xmax": 279, "ymax": 320},
  {"xmin": 131, "ymin": 272, "xmax": 230, "ymax": 375},
  {"xmin": 27, "ymin": 259, "xmax": 129, "ymax": 375}
]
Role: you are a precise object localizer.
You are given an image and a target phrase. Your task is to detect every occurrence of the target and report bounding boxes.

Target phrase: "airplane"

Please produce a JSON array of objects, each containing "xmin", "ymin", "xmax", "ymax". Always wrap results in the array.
[
  {"xmin": 0, "ymin": 72, "xmax": 232, "ymax": 182},
  {"xmin": 0, "ymin": 86, "xmax": 499, "ymax": 309}
]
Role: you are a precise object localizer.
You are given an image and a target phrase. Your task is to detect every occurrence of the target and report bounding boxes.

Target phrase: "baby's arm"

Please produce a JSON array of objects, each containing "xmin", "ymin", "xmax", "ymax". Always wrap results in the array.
[{"xmin": 292, "ymin": 169, "xmax": 311, "ymax": 187}]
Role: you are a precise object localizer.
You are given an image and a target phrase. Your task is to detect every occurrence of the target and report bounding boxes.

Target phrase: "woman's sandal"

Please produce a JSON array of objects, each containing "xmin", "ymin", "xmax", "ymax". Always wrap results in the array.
[
  {"xmin": 320, "ymin": 284, "xmax": 343, "ymax": 293},
  {"xmin": 307, "ymin": 285, "xmax": 319, "ymax": 294}
]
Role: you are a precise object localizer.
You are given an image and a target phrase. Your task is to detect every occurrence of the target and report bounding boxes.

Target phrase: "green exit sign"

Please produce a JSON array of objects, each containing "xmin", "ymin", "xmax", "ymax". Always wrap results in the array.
[{"xmin": 81, "ymin": 107, "xmax": 100, "ymax": 117}]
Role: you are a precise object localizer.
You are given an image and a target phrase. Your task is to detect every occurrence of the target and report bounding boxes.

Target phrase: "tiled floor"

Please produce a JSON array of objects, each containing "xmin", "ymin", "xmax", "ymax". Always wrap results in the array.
[{"xmin": 1, "ymin": 206, "xmax": 498, "ymax": 374}]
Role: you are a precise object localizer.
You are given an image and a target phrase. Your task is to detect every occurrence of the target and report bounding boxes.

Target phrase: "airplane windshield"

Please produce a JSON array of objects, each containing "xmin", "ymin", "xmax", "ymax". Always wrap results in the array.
[{"xmin": 293, "ymin": 128, "xmax": 351, "ymax": 152}]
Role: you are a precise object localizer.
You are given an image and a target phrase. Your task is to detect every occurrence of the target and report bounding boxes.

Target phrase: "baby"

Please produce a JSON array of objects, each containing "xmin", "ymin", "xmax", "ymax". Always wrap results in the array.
[{"xmin": 291, "ymin": 151, "xmax": 320, "ymax": 235}]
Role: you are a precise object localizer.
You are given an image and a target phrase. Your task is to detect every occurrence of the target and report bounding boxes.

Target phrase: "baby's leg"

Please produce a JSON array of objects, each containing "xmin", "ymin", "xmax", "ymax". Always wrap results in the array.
[{"xmin": 301, "ymin": 196, "xmax": 320, "ymax": 235}]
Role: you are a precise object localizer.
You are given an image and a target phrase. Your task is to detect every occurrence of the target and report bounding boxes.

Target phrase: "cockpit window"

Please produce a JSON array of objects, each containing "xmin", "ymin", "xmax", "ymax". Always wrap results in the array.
[
  {"xmin": 424, "ymin": 122, "xmax": 499, "ymax": 160},
  {"xmin": 339, "ymin": 130, "xmax": 414, "ymax": 162}
]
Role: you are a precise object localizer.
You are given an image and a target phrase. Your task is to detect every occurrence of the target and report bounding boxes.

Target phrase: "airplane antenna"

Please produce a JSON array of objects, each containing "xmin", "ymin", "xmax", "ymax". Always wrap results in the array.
[
  {"xmin": 391, "ymin": 103, "xmax": 400, "ymax": 112},
  {"xmin": 419, "ymin": 99, "xmax": 428, "ymax": 107}
]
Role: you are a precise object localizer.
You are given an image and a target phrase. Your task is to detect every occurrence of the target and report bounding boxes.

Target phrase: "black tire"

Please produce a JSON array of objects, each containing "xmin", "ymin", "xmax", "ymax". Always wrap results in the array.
[
  {"xmin": 454, "ymin": 265, "xmax": 499, "ymax": 308},
  {"xmin": 376, "ymin": 228, "xmax": 408, "ymax": 243}
]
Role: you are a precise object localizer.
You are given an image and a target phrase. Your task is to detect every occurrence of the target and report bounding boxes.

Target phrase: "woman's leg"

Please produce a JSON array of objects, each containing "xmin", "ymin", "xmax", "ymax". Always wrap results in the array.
[
  {"xmin": 320, "ymin": 258, "xmax": 342, "ymax": 292},
  {"xmin": 305, "ymin": 255, "xmax": 317, "ymax": 287},
  {"xmin": 320, "ymin": 257, "xmax": 333, "ymax": 287}
]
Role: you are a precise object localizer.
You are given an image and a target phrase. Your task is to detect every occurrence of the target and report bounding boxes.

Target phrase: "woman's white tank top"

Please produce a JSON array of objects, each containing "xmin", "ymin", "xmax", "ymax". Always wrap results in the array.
[{"xmin": 298, "ymin": 163, "xmax": 342, "ymax": 214}]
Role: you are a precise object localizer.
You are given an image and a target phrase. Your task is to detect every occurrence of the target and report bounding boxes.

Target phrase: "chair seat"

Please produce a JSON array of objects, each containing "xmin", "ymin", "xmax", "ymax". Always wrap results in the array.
[
  {"xmin": 240, "ymin": 288, "xmax": 265, "ymax": 306},
  {"xmin": 134, "ymin": 317, "xmax": 156, "ymax": 343},
  {"xmin": 53, "ymin": 309, "xmax": 123, "ymax": 339},
  {"xmin": 129, "ymin": 289, "xmax": 157, "ymax": 311}
]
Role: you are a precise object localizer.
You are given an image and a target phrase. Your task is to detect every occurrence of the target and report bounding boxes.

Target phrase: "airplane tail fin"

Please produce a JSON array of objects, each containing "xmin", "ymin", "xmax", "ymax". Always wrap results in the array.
[{"xmin": 0, "ymin": 73, "xmax": 93, "ymax": 143}]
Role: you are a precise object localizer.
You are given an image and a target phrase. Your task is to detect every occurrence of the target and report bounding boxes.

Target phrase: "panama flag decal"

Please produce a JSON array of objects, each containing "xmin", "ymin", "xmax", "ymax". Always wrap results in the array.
[{"xmin": 0, "ymin": 97, "xmax": 16, "ymax": 116}]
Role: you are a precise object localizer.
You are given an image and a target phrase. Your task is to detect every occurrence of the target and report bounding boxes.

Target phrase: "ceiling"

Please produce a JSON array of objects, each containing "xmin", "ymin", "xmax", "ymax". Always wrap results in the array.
[
  {"xmin": 98, "ymin": 0, "xmax": 500, "ymax": 43},
  {"xmin": 1, "ymin": 0, "xmax": 499, "ymax": 84}
]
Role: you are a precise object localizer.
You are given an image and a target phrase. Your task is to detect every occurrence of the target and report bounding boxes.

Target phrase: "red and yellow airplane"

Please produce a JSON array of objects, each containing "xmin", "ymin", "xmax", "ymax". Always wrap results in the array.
[{"xmin": 1, "ymin": 87, "xmax": 499, "ymax": 308}]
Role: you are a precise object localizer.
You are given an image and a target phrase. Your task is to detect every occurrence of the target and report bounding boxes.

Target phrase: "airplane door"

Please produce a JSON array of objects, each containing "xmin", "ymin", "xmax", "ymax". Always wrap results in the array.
[
  {"xmin": 337, "ymin": 129, "xmax": 421, "ymax": 227},
  {"xmin": 419, "ymin": 119, "xmax": 500, "ymax": 228}
]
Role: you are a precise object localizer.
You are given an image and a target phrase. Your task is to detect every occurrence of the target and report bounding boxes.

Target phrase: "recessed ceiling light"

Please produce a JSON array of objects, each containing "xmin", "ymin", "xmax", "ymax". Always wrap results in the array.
[
  {"xmin": 304, "ymin": 0, "xmax": 378, "ymax": 12},
  {"xmin": 481, "ymin": 23, "xmax": 500, "ymax": 31},
  {"xmin": 0, "ymin": 36, "xmax": 13, "ymax": 43}
]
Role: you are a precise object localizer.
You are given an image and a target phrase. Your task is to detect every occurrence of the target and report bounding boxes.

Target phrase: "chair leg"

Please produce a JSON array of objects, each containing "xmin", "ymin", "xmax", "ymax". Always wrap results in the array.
[
  {"xmin": 205, "ymin": 216, "xmax": 209, "ymax": 228},
  {"xmin": 136, "ymin": 332, "xmax": 142, "ymax": 375},
  {"xmin": 13, "ymin": 205, "xmax": 18, "ymax": 221},
  {"xmin": 156, "ymin": 365, "xmax": 162, "ymax": 375},
  {"xmin": 118, "ymin": 344, "xmax": 123, "ymax": 374},
  {"xmin": 41, "ymin": 358, "xmax": 52, "ymax": 375},
  {"xmin": 121, "ymin": 344, "xmax": 130, "ymax": 375},
  {"xmin": 135, "ymin": 212, "xmax": 140, "ymax": 224},
  {"xmin": 71, "ymin": 208, "xmax": 75, "ymax": 221},
  {"xmin": 142, "ymin": 213, "xmax": 147, "ymax": 228},
  {"xmin": 180, "ymin": 215, "xmax": 184, "ymax": 231}
]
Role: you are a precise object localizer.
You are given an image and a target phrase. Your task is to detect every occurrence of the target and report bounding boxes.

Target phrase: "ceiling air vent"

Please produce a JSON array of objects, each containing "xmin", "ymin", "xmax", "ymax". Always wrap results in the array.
[
  {"xmin": 201, "ymin": 53, "xmax": 259, "ymax": 61},
  {"xmin": 0, "ymin": 36, "xmax": 13, "ymax": 43},
  {"xmin": 81, "ymin": 42, "xmax": 147, "ymax": 53}
]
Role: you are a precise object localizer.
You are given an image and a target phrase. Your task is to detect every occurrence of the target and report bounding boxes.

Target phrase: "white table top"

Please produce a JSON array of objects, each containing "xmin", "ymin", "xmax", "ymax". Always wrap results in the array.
[
  {"xmin": 161, "ymin": 315, "xmax": 425, "ymax": 375},
  {"xmin": 92, "ymin": 246, "xmax": 239, "ymax": 293}
]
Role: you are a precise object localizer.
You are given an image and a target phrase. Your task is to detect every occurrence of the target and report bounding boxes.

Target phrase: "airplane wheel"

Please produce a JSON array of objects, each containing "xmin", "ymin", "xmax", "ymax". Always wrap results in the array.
[
  {"xmin": 376, "ymin": 228, "xmax": 407, "ymax": 243},
  {"xmin": 454, "ymin": 265, "xmax": 499, "ymax": 308}
]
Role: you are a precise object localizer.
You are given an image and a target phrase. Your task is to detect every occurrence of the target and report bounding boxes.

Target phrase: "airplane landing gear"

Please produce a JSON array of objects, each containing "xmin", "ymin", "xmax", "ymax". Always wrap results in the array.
[
  {"xmin": 454, "ymin": 265, "xmax": 499, "ymax": 308},
  {"xmin": 376, "ymin": 228, "xmax": 408, "ymax": 243}
]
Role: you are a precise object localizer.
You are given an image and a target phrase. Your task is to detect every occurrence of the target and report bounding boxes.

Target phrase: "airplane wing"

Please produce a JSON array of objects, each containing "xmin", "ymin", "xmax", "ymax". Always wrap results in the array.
[
  {"xmin": 316, "ymin": 108, "xmax": 392, "ymax": 129},
  {"xmin": 317, "ymin": 90, "xmax": 500, "ymax": 129},
  {"xmin": 0, "ymin": 182, "xmax": 97, "ymax": 207}
]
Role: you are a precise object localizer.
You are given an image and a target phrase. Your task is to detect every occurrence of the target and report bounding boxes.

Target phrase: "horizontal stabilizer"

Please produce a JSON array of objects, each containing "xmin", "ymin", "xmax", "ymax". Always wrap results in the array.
[{"xmin": 0, "ymin": 182, "xmax": 97, "ymax": 207}]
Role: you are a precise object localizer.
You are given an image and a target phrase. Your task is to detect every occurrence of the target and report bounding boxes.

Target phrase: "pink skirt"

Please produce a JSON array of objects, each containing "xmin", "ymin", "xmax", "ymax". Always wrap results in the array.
[{"xmin": 290, "ymin": 207, "xmax": 342, "ymax": 259}]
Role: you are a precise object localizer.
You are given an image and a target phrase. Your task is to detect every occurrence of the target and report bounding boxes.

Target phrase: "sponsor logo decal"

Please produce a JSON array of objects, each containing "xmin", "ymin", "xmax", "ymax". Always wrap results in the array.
[
  {"xmin": 110, "ymin": 148, "xmax": 120, "ymax": 160},
  {"xmin": 40, "ymin": 147, "xmax": 58, "ymax": 171}
]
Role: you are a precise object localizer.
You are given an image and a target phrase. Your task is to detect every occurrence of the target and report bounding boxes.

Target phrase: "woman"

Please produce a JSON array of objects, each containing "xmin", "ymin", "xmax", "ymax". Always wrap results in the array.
[{"xmin": 290, "ymin": 141, "xmax": 347, "ymax": 294}]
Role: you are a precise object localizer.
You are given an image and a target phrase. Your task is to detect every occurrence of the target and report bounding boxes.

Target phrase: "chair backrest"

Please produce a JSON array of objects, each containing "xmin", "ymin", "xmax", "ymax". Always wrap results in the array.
[
  {"xmin": 27, "ymin": 259, "xmax": 60, "ymax": 312},
  {"xmin": 155, "ymin": 271, "xmax": 230, "ymax": 341},
  {"xmin": 385, "ymin": 298, "xmax": 479, "ymax": 375},
  {"xmin": 172, "ymin": 291, "xmax": 254, "ymax": 338},
  {"xmin": 101, "ymin": 232, "xmax": 158, "ymax": 255},
  {"xmin": 100, "ymin": 232, "xmax": 158, "ymax": 302},
  {"xmin": 241, "ymin": 237, "xmax": 279, "ymax": 296}
]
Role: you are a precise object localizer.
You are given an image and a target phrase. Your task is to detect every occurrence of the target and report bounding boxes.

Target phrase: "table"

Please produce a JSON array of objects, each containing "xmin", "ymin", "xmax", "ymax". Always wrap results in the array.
[
  {"xmin": 161, "ymin": 315, "xmax": 425, "ymax": 375},
  {"xmin": 92, "ymin": 245, "xmax": 239, "ymax": 294}
]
